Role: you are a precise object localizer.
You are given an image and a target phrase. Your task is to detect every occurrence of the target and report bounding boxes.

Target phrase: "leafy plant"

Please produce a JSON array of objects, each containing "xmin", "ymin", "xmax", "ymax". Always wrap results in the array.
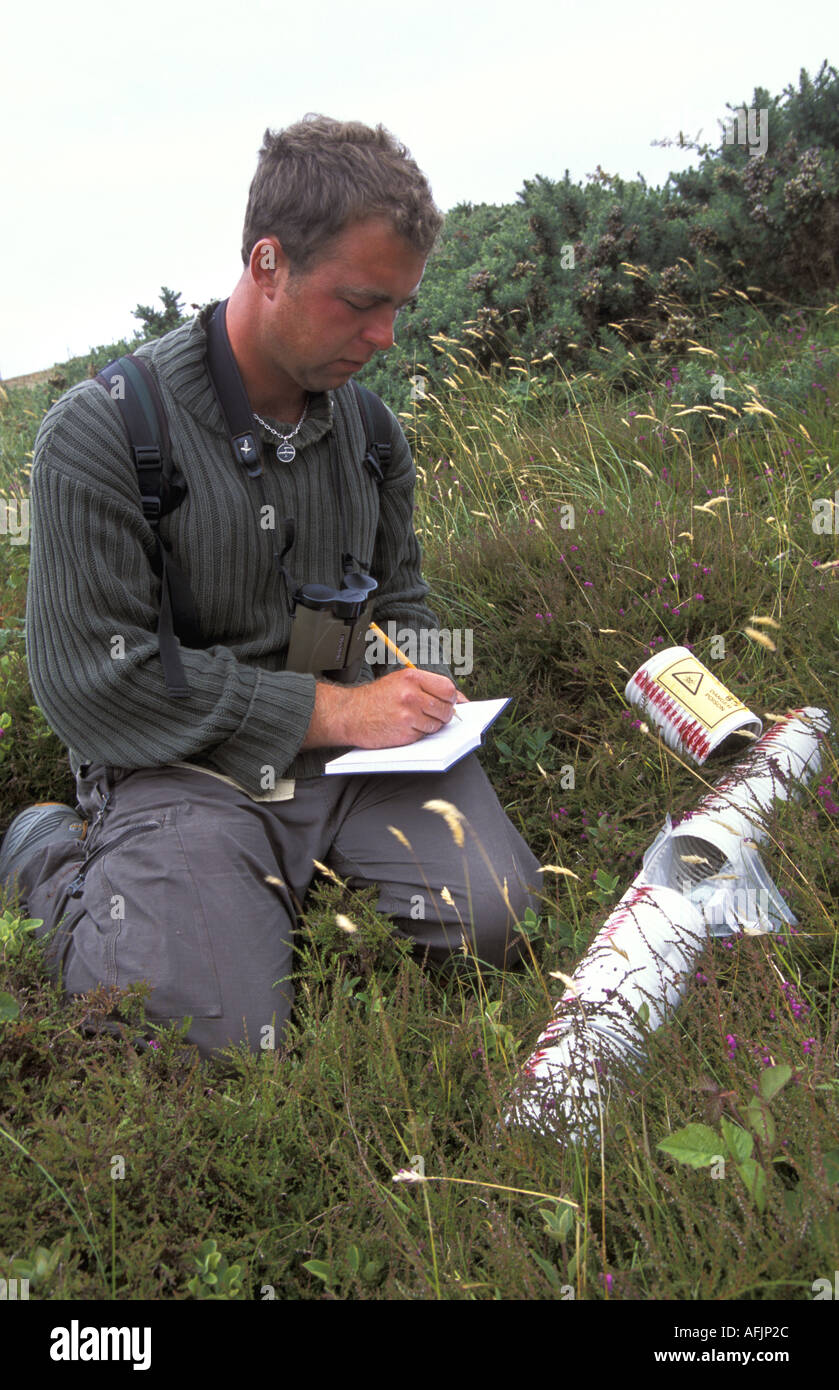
[
  {"xmin": 302, "ymin": 1245, "xmax": 386, "ymax": 1294},
  {"xmin": 495, "ymin": 722, "xmax": 554, "ymax": 770},
  {"xmin": 587, "ymin": 868, "xmax": 621, "ymax": 909},
  {"xmin": 657, "ymin": 1064, "xmax": 799, "ymax": 1213},
  {"xmin": 7, "ymin": 1234, "xmax": 71, "ymax": 1291},
  {"xmin": 0, "ymin": 908, "xmax": 42, "ymax": 961},
  {"xmin": 185, "ymin": 1238, "xmax": 245, "ymax": 1300}
]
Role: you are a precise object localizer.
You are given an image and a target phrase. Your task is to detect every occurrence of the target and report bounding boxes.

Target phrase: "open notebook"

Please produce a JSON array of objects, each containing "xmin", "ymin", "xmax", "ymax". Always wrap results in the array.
[{"xmin": 324, "ymin": 697, "xmax": 510, "ymax": 775}]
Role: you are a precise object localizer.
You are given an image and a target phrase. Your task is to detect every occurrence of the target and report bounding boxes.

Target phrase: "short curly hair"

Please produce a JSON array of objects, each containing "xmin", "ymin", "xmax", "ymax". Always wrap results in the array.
[{"xmin": 241, "ymin": 114, "xmax": 444, "ymax": 273}]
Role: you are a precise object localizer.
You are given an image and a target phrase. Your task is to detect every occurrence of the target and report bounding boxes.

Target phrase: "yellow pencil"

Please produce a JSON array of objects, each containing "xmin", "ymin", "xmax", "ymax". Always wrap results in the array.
[{"xmin": 369, "ymin": 622, "xmax": 462, "ymax": 721}]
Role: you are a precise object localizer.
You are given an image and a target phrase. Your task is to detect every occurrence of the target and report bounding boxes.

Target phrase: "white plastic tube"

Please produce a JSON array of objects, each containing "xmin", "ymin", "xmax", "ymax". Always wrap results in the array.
[
  {"xmin": 507, "ymin": 707, "xmax": 831, "ymax": 1142},
  {"xmin": 644, "ymin": 707, "xmax": 829, "ymax": 935},
  {"xmin": 508, "ymin": 884, "xmax": 704, "ymax": 1141}
]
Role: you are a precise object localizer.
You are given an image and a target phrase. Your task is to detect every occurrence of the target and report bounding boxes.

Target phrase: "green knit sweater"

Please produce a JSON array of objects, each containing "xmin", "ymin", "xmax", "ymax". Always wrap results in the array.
[{"xmin": 25, "ymin": 305, "xmax": 452, "ymax": 799}]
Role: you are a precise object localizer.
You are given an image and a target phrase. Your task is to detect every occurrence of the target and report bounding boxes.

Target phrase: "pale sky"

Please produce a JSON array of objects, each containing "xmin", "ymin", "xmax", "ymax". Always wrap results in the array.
[{"xmin": 1, "ymin": 0, "xmax": 836, "ymax": 379}]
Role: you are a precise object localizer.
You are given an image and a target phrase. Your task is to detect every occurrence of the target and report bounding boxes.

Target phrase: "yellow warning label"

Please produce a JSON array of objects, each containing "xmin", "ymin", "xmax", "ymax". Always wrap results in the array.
[{"xmin": 656, "ymin": 657, "xmax": 747, "ymax": 729}]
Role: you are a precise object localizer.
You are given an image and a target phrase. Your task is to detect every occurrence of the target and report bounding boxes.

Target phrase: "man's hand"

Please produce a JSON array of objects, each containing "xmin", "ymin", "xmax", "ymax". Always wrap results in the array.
[{"xmin": 301, "ymin": 668, "xmax": 468, "ymax": 751}]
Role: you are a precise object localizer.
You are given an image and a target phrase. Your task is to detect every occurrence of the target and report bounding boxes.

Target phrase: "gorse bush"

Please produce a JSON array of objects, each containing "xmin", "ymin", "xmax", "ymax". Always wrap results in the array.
[{"xmin": 350, "ymin": 62, "xmax": 839, "ymax": 413}]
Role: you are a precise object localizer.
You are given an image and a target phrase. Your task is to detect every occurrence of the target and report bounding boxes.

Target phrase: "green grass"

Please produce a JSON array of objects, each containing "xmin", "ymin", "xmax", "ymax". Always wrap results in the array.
[{"xmin": 0, "ymin": 291, "xmax": 837, "ymax": 1301}]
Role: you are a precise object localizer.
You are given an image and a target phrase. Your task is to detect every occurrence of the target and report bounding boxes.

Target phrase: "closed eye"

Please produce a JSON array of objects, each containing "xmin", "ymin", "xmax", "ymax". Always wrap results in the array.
[{"xmin": 342, "ymin": 297, "xmax": 415, "ymax": 314}]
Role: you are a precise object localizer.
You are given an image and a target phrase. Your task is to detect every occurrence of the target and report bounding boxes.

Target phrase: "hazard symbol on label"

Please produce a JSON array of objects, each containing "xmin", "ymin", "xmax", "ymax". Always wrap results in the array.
[{"xmin": 671, "ymin": 668, "xmax": 704, "ymax": 696}]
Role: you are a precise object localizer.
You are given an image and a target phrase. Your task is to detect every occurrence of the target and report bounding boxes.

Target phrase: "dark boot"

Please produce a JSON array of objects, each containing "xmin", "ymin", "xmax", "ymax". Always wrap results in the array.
[{"xmin": 0, "ymin": 803, "xmax": 87, "ymax": 904}]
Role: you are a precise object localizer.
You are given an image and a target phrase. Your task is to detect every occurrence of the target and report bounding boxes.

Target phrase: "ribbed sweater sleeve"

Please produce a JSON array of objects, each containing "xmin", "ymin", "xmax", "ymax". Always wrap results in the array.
[{"xmin": 25, "ymin": 382, "xmax": 317, "ymax": 797}]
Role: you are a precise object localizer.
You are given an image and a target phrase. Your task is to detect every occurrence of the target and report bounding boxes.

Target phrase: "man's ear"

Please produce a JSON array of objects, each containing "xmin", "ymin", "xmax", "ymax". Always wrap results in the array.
[{"xmin": 249, "ymin": 237, "xmax": 291, "ymax": 296}]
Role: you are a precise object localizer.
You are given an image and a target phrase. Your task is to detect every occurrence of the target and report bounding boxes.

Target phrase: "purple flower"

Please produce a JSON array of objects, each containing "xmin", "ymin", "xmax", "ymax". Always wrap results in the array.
[{"xmin": 780, "ymin": 980, "xmax": 809, "ymax": 1018}]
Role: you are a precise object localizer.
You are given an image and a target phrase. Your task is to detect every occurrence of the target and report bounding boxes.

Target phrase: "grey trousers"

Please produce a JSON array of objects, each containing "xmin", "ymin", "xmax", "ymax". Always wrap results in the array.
[{"xmin": 16, "ymin": 755, "xmax": 542, "ymax": 1059}]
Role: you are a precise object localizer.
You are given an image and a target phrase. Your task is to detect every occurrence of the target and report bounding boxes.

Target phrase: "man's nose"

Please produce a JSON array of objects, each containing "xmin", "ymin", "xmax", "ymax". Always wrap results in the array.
[{"xmin": 359, "ymin": 306, "xmax": 397, "ymax": 352}]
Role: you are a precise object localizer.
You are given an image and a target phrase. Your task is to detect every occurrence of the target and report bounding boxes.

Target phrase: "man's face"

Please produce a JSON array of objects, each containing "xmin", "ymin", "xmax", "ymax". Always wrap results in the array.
[{"xmin": 260, "ymin": 216, "xmax": 427, "ymax": 396}]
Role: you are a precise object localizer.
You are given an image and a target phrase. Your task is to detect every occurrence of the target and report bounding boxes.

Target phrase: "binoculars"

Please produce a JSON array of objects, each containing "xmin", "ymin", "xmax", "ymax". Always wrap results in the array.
[{"xmin": 284, "ymin": 571, "xmax": 378, "ymax": 684}]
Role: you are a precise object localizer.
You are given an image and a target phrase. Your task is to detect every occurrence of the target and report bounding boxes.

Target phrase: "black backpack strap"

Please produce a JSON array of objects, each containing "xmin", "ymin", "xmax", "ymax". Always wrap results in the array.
[
  {"xmin": 351, "ymin": 380, "xmax": 393, "ymax": 486},
  {"xmin": 331, "ymin": 381, "xmax": 395, "ymax": 574},
  {"xmin": 96, "ymin": 355, "xmax": 203, "ymax": 698}
]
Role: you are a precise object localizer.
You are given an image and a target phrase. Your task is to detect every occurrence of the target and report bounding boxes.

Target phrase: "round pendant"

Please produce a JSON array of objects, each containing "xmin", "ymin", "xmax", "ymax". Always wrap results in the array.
[{"xmin": 276, "ymin": 442, "xmax": 296, "ymax": 463}]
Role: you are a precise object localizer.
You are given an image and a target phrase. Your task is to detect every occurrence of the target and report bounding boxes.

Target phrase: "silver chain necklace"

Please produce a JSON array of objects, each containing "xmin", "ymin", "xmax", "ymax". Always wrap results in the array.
[{"xmin": 254, "ymin": 397, "xmax": 309, "ymax": 462}]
